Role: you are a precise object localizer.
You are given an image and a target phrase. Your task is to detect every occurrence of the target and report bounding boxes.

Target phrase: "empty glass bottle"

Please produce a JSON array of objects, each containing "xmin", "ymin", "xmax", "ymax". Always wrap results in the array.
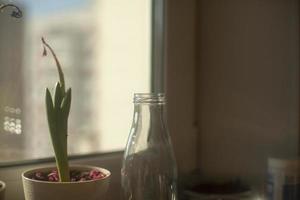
[{"xmin": 121, "ymin": 93, "xmax": 177, "ymax": 200}]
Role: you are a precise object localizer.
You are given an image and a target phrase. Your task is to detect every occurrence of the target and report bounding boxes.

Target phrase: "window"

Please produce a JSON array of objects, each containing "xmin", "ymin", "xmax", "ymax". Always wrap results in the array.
[{"xmin": 0, "ymin": 0, "xmax": 152, "ymax": 162}]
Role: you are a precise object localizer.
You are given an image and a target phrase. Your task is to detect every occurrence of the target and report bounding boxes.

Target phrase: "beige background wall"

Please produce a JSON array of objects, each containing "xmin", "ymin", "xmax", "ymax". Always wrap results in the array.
[
  {"xmin": 166, "ymin": 0, "xmax": 198, "ymax": 175},
  {"xmin": 196, "ymin": 0, "xmax": 299, "ymax": 185}
]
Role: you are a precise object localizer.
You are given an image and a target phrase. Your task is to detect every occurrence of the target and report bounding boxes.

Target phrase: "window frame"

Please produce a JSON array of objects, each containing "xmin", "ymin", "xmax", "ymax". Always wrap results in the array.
[{"xmin": 151, "ymin": 0, "xmax": 165, "ymax": 93}]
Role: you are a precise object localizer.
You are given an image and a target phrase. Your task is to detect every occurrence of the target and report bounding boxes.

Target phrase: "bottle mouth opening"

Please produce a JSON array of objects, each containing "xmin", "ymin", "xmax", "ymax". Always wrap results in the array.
[{"xmin": 134, "ymin": 93, "xmax": 165, "ymax": 104}]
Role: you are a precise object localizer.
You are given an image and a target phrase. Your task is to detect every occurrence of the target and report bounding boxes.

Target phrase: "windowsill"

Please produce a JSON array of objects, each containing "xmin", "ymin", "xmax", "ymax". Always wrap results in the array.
[{"xmin": 0, "ymin": 151, "xmax": 123, "ymax": 168}]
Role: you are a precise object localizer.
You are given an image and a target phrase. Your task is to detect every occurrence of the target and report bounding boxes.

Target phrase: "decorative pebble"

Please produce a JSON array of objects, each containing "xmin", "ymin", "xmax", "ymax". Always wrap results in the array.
[{"xmin": 32, "ymin": 169, "xmax": 106, "ymax": 182}]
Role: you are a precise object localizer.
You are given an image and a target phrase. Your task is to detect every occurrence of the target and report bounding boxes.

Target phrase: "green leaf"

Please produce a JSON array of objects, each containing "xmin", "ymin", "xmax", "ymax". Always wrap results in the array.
[
  {"xmin": 61, "ymin": 88, "xmax": 72, "ymax": 118},
  {"xmin": 54, "ymin": 82, "xmax": 63, "ymax": 109},
  {"xmin": 46, "ymin": 88, "xmax": 55, "ymax": 133}
]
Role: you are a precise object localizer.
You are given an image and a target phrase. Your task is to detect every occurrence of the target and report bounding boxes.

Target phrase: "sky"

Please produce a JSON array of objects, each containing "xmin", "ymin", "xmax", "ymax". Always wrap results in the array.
[{"xmin": 13, "ymin": 0, "xmax": 90, "ymax": 16}]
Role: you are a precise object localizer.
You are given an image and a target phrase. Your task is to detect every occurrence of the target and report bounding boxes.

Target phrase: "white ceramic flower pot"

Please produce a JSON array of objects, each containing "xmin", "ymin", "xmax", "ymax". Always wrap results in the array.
[
  {"xmin": 0, "ymin": 181, "xmax": 5, "ymax": 200},
  {"xmin": 22, "ymin": 165, "xmax": 110, "ymax": 200}
]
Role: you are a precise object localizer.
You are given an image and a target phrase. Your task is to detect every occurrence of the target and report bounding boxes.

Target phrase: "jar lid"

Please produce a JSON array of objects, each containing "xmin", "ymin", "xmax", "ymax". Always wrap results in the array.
[{"xmin": 268, "ymin": 158, "xmax": 300, "ymax": 171}]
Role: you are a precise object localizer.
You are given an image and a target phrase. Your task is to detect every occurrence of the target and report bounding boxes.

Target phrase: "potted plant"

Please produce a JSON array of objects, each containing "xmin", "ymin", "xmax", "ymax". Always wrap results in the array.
[
  {"xmin": 0, "ymin": 181, "xmax": 5, "ymax": 200},
  {"xmin": 21, "ymin": 38, "xmax": 111, "ymax": 200},
  {"xmin": 0, "ymin": 3, "xmax": 22, "ymax": 200}
]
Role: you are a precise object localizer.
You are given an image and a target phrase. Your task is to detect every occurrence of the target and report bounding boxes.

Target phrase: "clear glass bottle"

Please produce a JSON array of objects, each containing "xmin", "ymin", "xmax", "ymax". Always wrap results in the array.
[{"xmin": 121, "ymin": 93, "xmax": 177, "ymax": 200}]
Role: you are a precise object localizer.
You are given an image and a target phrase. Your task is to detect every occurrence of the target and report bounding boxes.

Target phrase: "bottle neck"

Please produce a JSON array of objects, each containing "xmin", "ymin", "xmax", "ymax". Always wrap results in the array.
[
  {"xmin": 131, "ymin": 94, "xmax": 167, "ymax": 145},
  {"xmin": 133, "ymin": 93, "xmax": 166, "ymax": 126},
  {"xmin": 133, "ymin": 102, "xmax": 165, "ymax": 127},
  {"xmin": 131, "ymin": 103, "xmax": 167, "ymax": 152},
  {"xmin": 127, "ymin": 93, "xmax": 172, "ymax": 153}
]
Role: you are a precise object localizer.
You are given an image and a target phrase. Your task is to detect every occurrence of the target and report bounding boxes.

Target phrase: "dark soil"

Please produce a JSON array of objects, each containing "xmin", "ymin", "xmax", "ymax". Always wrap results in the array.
[{"xmin": 30, "ymin": 169, "xmax": 106, "ymax": 182}]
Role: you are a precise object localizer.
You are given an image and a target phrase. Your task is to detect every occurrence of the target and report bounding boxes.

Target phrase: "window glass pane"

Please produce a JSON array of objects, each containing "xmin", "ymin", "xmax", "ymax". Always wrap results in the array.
[{"xmin": 0, "ymin": 0, "xmax": 151, "ymax": 162}]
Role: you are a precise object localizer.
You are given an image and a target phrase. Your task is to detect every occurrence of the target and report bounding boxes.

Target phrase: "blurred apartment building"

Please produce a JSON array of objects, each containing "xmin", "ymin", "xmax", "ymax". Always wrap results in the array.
[
  {"xmin": 23, "ymin": 3, "xmax": 102, "ymax": 158},
  {"xmin": 0, "ymin": 5, "xmax": 25, "ymax": 161}
]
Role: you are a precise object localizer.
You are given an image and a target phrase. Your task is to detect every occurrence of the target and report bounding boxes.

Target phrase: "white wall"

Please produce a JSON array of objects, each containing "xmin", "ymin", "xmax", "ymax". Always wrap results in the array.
[{"xmin": 196, "ymin": 0, "xmax": 299, "ymax": 186}]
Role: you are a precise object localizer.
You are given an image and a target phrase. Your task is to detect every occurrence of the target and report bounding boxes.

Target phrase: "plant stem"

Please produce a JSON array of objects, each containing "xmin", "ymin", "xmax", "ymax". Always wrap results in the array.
[{"xmin": 42, "ymin": 37, "xmax": 66, "ymax": 94}]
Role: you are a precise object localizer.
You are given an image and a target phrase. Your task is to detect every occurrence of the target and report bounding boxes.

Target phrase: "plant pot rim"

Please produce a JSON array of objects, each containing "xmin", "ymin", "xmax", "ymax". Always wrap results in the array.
[
  {"xmin": 0, "ymin": 180, "xmax": 5, "ymax": 192},
  {"xmin": 22, "ymin": 165, "xmax": 111, "ymax": 184}
]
